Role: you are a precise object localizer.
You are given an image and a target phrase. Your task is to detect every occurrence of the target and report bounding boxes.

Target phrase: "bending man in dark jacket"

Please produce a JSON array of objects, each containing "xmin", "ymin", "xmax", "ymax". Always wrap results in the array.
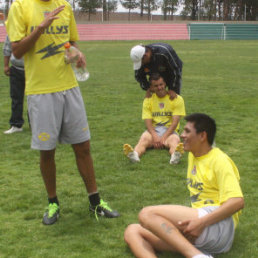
[{"xmin": 130, "ymin": 43, "xmax": 183, "ymax": 99}]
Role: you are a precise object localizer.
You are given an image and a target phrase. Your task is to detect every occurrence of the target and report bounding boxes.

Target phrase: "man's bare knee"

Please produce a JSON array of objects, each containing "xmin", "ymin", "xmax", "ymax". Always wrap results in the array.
[
  {"xmin": 40, "ymin": 149, "xmax": 55, "ymax": 162},
  {"xmin": 140, "ymin": 135, "xmax": 149, "ymax": 143},
  {"xmin": 124, "ymin": 224, "xmax": 141, "ymax": 244},
  {"xmin": 138, "ymin": 132, "xmax": 152, "ymax": 145},
  {"xmin": 138, "ymin": 206, "xmax": 155, "ymax": 228},
  {"xmin": 73, "ymin": 141, "xmax": 91, "ymax": 157}
]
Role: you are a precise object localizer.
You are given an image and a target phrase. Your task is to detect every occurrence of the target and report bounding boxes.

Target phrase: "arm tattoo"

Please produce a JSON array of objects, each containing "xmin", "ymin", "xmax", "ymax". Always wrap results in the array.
[{"xmin": 161, "ymin": 223, "xmax": 174, "ymax": 234}]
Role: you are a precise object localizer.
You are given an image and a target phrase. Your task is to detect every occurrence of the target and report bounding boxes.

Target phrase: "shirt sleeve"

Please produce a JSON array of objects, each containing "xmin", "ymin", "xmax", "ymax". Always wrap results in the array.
[
  {"xmin": 3, "ymin": 36, "xmax": 12, "ymax": 56},
  {"xmin": 215, "ymin": 156, "xmax": 243, "ymax": 204},
  {"xmin": 135, "ymin": 69, "xmax": 149, "ymax": 91},
  {"xmin": 162, "ymin": 49, "xmax": 182, "ymax": 91},
  {"xmin": 142, "ymin": 98, "xmax": 152, "ymax": 120},
  {"xmin": 6, "ymin": 1, "xmax": 27, "ymax": 42},
  {"xmin": 68, "ymin": 4, "xmax": 79, "ymax": 42}
]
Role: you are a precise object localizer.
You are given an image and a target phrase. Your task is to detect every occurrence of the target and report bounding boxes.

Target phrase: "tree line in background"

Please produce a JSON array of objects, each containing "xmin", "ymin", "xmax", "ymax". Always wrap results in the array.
[
  {"xmin": 75, "ymin": 0, "xmax": 257, "ymax": 21},
  {"xmin": 1, "ymin": 0, "xmax": 257, "ymax": 21}
]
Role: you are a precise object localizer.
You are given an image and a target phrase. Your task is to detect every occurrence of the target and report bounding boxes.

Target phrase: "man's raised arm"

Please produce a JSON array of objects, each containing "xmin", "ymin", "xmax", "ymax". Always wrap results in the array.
[{"xmin": 11, "ymin": 5, "xmax": 65, "ymax": 59}]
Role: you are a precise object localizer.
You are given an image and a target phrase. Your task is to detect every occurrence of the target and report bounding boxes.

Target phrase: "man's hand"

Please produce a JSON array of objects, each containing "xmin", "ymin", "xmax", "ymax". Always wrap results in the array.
[
  {"xmin": 39, "ymin": 5, "xmax": 65, "ymax": 30},
  {"xmin": 145, "ymin": 88, "xmax": 152, "ymax": 98},
  {"xmin": 178, "ymin": 218, "xmax": 205, "ymax": 242},
  {"xmin": 11, "ymin": 5, "xmax": 66, "ymax": 59},
  {"xmin": 4, "ymin": 66, "xmax": 10, "ymax": 76},
  {"xmin": 168, "ymin": 90, "xmax": 177, "ymax": 100},
  {"xmin": 160, "ymin": 134, "xmax": 169, "ymax": 145},
  {"xmin": 152, "ymin": 134, "xmax": 163, "ymax": 149},
  {"xmin": 76, "ymin": 51, "xmax": 86, "ymax": 68}
]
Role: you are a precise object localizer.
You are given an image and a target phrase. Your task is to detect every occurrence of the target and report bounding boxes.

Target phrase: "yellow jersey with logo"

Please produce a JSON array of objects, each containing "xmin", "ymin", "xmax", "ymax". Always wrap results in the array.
[
  {"xmin": 142, "ymin": 94, "xmax": 185, "ymax": 132},
  {"xmin": 187, "ymin": 147, "xmax": 243, "ymax": 227},
  {"xmin": 6, "ymin": 0, "xmax": 79, "ymax": 95}
]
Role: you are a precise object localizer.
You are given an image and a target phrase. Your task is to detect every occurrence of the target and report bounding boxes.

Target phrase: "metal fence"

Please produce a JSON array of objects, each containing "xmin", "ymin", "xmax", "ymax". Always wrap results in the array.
[{"xmin": 189, "ymin": 23, "xmax": 258, "ymax": 40}]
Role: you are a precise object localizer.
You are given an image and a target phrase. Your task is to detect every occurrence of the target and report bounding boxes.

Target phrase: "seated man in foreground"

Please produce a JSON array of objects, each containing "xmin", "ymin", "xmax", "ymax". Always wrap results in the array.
[
  {"xmin": 124, "ymin": 113, "xmax": 244, "ymax": 258},
  {"xmin": 123, "ymin": 73, "xmax": 185, "ymax": 164}
]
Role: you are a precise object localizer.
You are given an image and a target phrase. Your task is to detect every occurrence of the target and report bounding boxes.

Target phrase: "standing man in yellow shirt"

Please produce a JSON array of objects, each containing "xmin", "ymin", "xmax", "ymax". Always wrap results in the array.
[
  {"xmin": 124, "ymin": 113, "xmax": 244, "ymax": 258},
  {"xmin": 6, "ymin": 0, "xmax": 119, "ymax": 225},
  {"xmin": 124, "ymin": 73, "xmax": 185, "ymax": 164}
]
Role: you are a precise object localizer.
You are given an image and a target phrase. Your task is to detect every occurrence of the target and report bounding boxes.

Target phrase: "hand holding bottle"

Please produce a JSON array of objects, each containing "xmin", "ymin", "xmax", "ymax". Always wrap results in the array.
[
  {"xmin": 76, "ymin": 51, "xmax": 86, "ymax": 69},
  {"xmin": 64, "ymin": 42, "xmax": 89, "ymax": 81}
]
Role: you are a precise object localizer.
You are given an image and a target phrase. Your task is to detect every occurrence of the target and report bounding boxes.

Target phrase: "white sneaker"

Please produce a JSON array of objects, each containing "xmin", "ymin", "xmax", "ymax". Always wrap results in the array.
[
  {"xmin": 192, "ymin": 254, "xmax": 213, "ymax": 258},
  {"xmin": 170, "ymin": 151, "xmax": 181, "ymax": 164},
  {"xmin": 4, "ymin": 126, "xmax": 23, "ymax": 134},
  {"xmin": 128, "ymin": 151, "xmax": 140, "ymax": 163},
  {"xmin": 123, "ymin": 144, "xmax": 140, "ymax": 163}
]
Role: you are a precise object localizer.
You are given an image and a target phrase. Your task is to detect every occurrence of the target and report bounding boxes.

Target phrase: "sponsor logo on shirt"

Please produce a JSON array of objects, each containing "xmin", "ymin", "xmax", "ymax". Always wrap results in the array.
[
  {"xmin": 156, "ymin": 121, "xmax": 169, "ymax": 126},
  {"xmin": 152, "ymin": 111, "xmax": 172, "ymax": 117},
  {"xmin": 186, "ymin": 178, "xmax": 203, "ymax": 191},
  {"xmin": 186, "ymin": 178, "xmax": 203, "ymax": 203},
  {"xmin": 190, "ymin": 192, "xmax": 201, "ymax": 203},
  {"xmin": 204, "ymin": 199, "xmax": 214, "ymax": 204},
  {"xmin": 30, "ymin": 25, "xmax": 69, "ymax": 35},
  {"xmin": 191, "ymin": 165, "xmax": 197, "ymax": 175},
  {"xmin": 159, "ymin": 103, "xmax": 164, "ymax": 109},
  {"xmin": 36, "ymin": 42, "xmax": 65, "ymax": 60}
]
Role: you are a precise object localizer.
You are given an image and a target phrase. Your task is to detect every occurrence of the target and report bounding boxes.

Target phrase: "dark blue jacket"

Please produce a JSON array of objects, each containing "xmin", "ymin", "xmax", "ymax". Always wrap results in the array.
[{"xmin": 135, "ymin": 43, "xmax": 183, "ymax": 93}]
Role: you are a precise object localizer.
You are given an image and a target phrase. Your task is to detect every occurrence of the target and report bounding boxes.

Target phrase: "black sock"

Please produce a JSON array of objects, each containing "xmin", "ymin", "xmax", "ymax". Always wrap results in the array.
[
  {"xmin": 89, "ymin": 192, "xmax": 100, "ymax": 207},
  {"xmin": 48, "ymin": 196, "xmax": 59, "ymax": 205}
]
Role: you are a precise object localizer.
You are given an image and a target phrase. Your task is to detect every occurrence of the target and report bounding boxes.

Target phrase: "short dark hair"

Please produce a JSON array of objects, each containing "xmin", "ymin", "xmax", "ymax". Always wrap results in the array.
[
  {"xmin": 149, "ymin": 73, "xmax": 162, "ymax": 84},
  {"xmin": 184, "ymin": 113, "xmax": 216, "ymax": 145}
]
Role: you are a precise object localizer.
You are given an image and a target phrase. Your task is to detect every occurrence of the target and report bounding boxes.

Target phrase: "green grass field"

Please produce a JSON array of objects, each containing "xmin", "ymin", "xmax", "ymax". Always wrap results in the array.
[{"xmin": 0, "ymin": 40, "xmax": 257, "ymax": 258}]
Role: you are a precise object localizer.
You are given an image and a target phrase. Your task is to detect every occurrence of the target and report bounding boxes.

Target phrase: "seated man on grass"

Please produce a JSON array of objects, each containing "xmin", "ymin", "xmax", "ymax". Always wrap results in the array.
[
  {"xmin": 124, "ymin": 113, "xmax": 244, "ymax": 258},
  {"xmin": 123, "ymin": 73, "xmax": 186, "ymax": 164}
]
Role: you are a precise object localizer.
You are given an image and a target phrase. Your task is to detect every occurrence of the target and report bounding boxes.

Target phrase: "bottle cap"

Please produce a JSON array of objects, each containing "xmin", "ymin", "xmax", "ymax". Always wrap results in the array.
[{"xmin": 64, "ymin": 42, "xmax": 71, "ymax": 49}]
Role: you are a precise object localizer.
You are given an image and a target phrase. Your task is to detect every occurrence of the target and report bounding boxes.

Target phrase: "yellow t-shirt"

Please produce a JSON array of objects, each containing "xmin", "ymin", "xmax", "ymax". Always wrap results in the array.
[
  {"xmin": 142, "ymin": 94, "xmax": 185, "ymax": 132},
  {"xmin": 6, "ymin": 0, "xmax": 79, "ymax": 95},
  {"xmin": 187, "ymin": 147, "xmax": 243, "ymax": 227}
]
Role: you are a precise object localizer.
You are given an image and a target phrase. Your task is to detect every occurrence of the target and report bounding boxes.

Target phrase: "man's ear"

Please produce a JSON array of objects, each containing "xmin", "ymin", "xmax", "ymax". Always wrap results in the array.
[{"xmin": 199, "ymin": 131, "xmax": 208, "ymax": 142}]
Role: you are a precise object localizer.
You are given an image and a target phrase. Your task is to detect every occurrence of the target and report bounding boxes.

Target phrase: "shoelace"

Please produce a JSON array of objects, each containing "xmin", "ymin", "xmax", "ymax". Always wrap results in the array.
[
  {"xmin": 48, "ymin": 203, "xmax": 59, "ymax": 218},
  {"xmin": 94, "ymin": 199, "xmax": 112, "ymax": 221}
]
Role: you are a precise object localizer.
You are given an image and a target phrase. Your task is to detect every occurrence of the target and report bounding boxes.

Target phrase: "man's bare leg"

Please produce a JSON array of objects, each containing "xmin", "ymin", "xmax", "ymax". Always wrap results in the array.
[
  {"xmin": 40, "ymin": 149, "xmax": 57, "ymax": 198},
  {"xmin": 138, "ymin": 205, "xmax": 205, "ymax": 258},
  {"xmin": 164, "ymin": 134, "xmax": 181, "ymax": 164},
  {"xmin": 124, "ymin": 131, "xmax": 153, "ymax": 162},
  {"xmin": 72, "ymin": 140, "xmax": 97, "ymax": 194},
  {"xmin": 124, "ymin": 224, "xmax": 176, "ymax": 258},
  {"xmin": 134, "ymin": 131, "xmax": 153, "ymax": 157}
]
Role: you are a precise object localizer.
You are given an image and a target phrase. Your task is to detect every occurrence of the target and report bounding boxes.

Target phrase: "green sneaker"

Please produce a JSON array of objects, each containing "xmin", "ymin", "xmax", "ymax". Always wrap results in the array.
[
  {"xmin": 89, "ymin": 199, "xmax": 120, "ymax": 220},
  {"xmin": 42, "ymin": 203, "xmax": 60, "ymax": 225}
]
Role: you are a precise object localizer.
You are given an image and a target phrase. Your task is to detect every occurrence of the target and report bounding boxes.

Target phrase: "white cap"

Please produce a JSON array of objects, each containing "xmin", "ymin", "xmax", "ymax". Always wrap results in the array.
[{"xmin": 130, "ymin": 45, "xmax": 145, "ymax": 70}]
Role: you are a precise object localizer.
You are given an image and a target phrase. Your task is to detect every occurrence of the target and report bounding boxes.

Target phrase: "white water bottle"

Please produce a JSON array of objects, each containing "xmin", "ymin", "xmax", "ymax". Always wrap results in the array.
[{"xmin": 64, "ymin": 42, "xmax": 89, "ymax": 81}]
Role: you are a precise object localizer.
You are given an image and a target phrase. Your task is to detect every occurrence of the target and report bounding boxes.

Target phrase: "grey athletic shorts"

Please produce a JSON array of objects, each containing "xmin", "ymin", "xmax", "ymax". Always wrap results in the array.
[
  {"xmin": 194, "ymin": 206, "xmax": 235, "ymax": 255},
  {"xmin": 27, "ymin": 87, "xmax": 90, "ymax": 150},
  {"xmin": 153, "ymin": 126, "xmax": 179, "ymax": 137}
]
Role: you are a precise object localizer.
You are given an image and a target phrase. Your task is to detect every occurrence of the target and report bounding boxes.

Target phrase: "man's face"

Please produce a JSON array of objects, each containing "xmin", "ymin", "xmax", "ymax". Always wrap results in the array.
[
  {"xmin": 142, "ymin": 49, "xmax": 151, "ymax": 65},
  {"xmin": 180, "ymin": 122, "xmax": 201, "ymax": 152},
  {"xmin": 151, "ymin": 77, "xmax": 167, "ymax": 98}
]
